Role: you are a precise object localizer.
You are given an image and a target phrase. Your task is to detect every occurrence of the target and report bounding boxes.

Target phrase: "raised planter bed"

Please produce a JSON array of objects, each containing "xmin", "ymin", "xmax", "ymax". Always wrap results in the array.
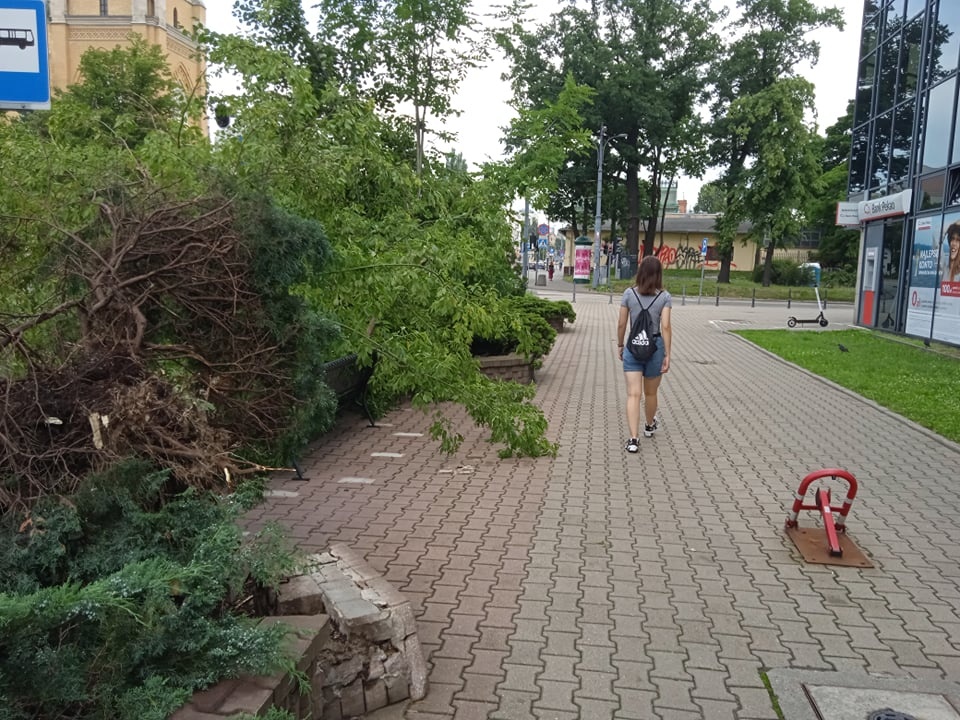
[{"xmin": 476, "ymin": 352, "xmax": 535, "ymax": 384}]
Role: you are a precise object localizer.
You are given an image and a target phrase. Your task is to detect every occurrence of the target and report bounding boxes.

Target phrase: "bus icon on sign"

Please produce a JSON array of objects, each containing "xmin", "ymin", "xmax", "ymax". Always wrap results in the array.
[{"xmin": 0, "ymin": 28, "xmax": 34, "ymax": 49}]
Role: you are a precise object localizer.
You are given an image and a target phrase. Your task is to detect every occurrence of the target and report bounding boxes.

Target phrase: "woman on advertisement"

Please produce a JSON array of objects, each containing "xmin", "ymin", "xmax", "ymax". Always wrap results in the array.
[{"xmin": 943, "ymin": 222, "xmax": 960, "ymax": 284}]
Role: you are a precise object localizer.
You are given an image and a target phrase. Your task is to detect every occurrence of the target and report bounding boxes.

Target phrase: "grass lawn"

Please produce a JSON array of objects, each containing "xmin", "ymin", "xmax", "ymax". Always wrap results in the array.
[
  {"xmin": 602, "ymin": 269, "xmax": 856, "ymax": 303},
  {"xmin": 734, "ymin": 328, "xmax": 960, "ymax": 444}
]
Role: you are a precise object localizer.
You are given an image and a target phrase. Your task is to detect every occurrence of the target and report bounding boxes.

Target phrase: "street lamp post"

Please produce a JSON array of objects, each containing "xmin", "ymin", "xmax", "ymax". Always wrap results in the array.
[{"xmin": 593, "ymin": 126, "xmax": 627, "ymax": 289}]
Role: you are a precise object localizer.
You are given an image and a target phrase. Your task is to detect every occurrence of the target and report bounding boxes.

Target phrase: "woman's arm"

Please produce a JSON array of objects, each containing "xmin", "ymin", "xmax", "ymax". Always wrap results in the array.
[
  {"xmin": 660, "ymin": 306, "xmax": 672, "ymax": 373},
  {"xmin": 617, "ymin": 305, "xmax": 629, "ymax": 359}
]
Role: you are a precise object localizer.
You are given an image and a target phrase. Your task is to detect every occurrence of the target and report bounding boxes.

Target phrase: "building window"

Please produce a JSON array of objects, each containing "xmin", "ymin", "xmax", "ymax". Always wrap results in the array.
[
  {"xmin": 899, "ymin": 16, "xmax": 922, "ymax": 102},
  {"xmin": 849, "ymin": 125, "xmax": 870, "ymax": 195},
  {"xmin": 870, "ymin": 110, "xmax": 893, "ymax": 189},
  {"xmin": 860, "ymin": 8, "xmax": 880, "ymax": 59},
  {"xmin": 876, "ymin": 34, "xmax": 900, "ymax": 116},
  {"xmin": 147, "ymin": 0, "xmax": 155, "ymax": 15},
  {"xmin": 173, "ymin": 8, "xmax": 179, "ymax": 27},
  {"xmin": 921, "ymin": 78, "xmax": 956, "ymax": 173},
  {"xmin": 99, "ymin": 0, "xmax": 107, "ymax": 15},
  {"xmin": 919, "ymin": 173, "xmax": 946, "ymax": 211},
  {"xmin": 890, "ymin": 102, "xmax": 914, "ymax": 186},
  {"xmin": 855, "ymin": 53, "xmax": 877, "ymax": 128},
  {"xmin": 932, "ymin": 2, "xmax": 960, "ymax": 83},
  {"xmin": 947, "ymin": 168, "xmax": 960, "ymax": 207}
]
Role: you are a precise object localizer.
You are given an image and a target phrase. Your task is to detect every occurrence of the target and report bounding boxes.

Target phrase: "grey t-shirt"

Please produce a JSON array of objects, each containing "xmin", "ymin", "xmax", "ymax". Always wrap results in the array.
[{"xmin": 621, "ymin": 288, "xmax": 672, "ymax": 336}]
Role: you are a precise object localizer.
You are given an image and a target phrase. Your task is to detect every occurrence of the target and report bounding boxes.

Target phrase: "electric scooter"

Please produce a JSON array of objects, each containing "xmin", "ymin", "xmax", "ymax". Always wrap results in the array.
[{"xmin": 787, "ymin": 286, "xmax": 828, "ymax": 328}]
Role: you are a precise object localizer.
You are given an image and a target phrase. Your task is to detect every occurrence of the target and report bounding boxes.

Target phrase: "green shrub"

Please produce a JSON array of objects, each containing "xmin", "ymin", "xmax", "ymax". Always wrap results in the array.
[
  {"xmin": 751, "ymin": 259, "xmax": 814, "ymax": 286},
  {"xmin": 470, "ymin": 295, "xmax": 560, "ymax": 366},
  {"xmin": 504, "ymin": 295, "xmax": 576, "ymax": 325},
  {"xmin": 0, "ymin": 460, "xmax": 303, "ymax": 720},
  {"xmin": 821, "ymin": 267, "xmax": 857, "ymax": 288}
]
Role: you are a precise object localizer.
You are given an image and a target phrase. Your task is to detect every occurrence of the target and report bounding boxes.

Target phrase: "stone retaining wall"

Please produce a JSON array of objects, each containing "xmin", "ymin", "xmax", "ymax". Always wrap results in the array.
[{"xmin": 169, "ymin": 544, "xmax": 427, "ymax": 719}]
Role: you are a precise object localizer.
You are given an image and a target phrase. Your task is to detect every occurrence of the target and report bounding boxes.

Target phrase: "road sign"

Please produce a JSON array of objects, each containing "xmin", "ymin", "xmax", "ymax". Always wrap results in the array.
[
  {"xmin": 701, "ymin": 237, "xmax": 709, "ymax": 257},
  {"xmin": 537, "ymin": 223, "xmax": 549, "ymax": 237},
  {"xmin": 0, "ymin": 0, "xmax": 49, "ymax": 110}
]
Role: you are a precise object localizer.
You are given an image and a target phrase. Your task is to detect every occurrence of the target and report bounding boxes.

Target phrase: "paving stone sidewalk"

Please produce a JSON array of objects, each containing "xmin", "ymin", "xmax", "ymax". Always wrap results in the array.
[{"xmin": 247, "ymin": 289, "xmax": 960, "ymax": 719}]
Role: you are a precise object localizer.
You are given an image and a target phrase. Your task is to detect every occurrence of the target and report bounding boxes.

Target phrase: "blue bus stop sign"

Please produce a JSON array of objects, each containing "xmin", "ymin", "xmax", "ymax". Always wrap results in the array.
[{"xmin": 0, "ymin": 0, "xmax": 50, "ymax": 110}]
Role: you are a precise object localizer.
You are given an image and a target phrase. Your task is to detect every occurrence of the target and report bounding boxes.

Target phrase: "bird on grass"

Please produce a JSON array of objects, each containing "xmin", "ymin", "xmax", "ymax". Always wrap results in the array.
[{"xmin": 838, "ymin": 343, "xmax": 849, "ymax": 352}]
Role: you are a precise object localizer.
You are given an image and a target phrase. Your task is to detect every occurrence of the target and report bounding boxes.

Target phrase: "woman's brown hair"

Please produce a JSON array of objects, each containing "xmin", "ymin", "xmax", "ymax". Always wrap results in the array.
[{"xmin": 635, "ymin": 255, "xmax": 663, "ymax": 295}]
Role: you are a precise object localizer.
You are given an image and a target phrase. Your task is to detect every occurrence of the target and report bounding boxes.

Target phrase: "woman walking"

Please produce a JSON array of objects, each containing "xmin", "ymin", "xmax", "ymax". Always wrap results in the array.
[{"xmin": 616, "ymin": 255, "xmax": 673, "ymax": 453}]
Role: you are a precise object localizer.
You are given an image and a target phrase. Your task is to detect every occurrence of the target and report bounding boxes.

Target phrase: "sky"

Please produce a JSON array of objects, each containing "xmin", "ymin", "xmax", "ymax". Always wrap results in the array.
[{"xmin": 202, "ymin": 0, "xmax": 865, "ymax": 209}]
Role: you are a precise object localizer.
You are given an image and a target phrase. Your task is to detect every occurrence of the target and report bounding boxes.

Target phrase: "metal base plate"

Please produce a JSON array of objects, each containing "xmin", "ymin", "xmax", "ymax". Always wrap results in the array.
[
  {"xmin": 805, "ymin": 685, "xmax": 960, "ymax": 720},
  {"xmin": 785, "ymin": 526, "xmax": 874, "ymax": 567}
]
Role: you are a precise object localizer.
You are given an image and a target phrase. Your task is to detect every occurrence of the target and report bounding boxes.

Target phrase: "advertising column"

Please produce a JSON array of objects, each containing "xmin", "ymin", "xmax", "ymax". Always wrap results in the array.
[{"xmin": 573, "ymin": 236, "xmax": 592, "ymax": 284}]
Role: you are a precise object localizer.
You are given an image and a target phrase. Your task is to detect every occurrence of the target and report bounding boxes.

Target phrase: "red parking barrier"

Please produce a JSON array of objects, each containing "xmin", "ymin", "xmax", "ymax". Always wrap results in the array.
[{"xmin": 785, "ymin": 468, "xmax": 859, "ymax": 557}]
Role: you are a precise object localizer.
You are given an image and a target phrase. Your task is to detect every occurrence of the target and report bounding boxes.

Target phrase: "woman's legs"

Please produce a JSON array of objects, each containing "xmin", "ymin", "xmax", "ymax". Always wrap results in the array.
[
  {"xmin": 624, "ymin": 371, "xmax": 644, "ymax": 440},
  {"xmin": 642, "ymin": 375, "xmax": 662, "ymax": 428}
]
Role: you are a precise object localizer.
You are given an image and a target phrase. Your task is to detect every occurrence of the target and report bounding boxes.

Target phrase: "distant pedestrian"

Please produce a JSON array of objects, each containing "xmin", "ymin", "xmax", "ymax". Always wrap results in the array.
[
  {"xmin": 547, "ymin": 260, "xmax": 555, "ymax": 281},
  {"xmin": 617, "ymin": 255, "xmax": 672, "ymax": 453}
]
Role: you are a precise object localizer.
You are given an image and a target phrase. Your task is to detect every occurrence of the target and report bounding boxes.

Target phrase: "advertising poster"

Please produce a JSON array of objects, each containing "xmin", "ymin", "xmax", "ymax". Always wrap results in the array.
[
  {"xmin": 573, "ymin": 245, "xmax": 591, "ymax": 284},
  {"xmin": 933, "ymin": 210, "xmax": 960, "ymax": 344},
  {"xmin": 905, "ymin": 216, "xmax": 941, "ymax": 337}
]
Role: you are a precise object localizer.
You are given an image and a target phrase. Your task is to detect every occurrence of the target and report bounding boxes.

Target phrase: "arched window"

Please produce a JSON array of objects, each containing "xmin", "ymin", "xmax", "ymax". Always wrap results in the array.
[{"xmin": 172, "ymin": 8, "xmax": 179, "ymax": 27}]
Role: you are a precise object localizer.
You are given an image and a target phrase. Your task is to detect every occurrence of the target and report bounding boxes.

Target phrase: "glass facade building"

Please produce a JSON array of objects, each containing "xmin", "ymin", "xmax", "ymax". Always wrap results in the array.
[{"xmin": 850, "ymin": 0, "xmax": 960, "ymax": 344}]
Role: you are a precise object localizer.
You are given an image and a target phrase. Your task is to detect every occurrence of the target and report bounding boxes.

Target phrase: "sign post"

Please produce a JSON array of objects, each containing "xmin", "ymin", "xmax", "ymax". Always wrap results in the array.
[
  {"xmin": 0, "ymin": 0, "xmax": 50, "ymax": 110},
  {"xmin": 698, "ymin": 237, "xmax": 708, "ymax": 303}
]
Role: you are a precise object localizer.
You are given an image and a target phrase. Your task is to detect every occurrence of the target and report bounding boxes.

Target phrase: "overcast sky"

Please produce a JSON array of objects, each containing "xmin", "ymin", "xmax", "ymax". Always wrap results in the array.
[{"xmin": 203, "ymin": 0, "xmax": 864, "ymax": 207}]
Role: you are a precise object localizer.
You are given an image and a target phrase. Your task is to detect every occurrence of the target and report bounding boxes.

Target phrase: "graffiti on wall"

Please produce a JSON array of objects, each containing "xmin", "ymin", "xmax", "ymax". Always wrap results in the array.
[{"xmin": 654, "ymin": 244, "xmax": 703, "ymax": 269}]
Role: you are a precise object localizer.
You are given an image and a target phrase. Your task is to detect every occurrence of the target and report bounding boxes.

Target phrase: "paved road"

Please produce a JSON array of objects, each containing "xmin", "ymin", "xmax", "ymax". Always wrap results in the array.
[{"xmin": 250, "ymin": 289, "xmax": 960, "ymax": 719}]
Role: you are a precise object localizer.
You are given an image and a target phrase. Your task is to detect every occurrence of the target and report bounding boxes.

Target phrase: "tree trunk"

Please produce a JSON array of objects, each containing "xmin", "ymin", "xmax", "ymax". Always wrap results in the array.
[
  {"xmin": 626, "ymin": 160, "xmax": 640, "ymax": 259},
  {"xmin": 718, "ymin": 258, "xmax": 732, "ymax": 283},
  {"xmin": 762, "ymin": 242, "xmax": 776, "ymax": 286}
]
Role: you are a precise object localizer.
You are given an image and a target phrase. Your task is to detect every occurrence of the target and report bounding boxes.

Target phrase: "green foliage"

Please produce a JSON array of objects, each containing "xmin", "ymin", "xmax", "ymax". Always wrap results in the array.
[
  {"xmin": 707, "ymin": 0, "xmax": 844, "ymax": 280},
  {"xmin": 470, "ymin": 298, "xmax": 558, "ymax": 366},
  {"xmin": 806, "ymin": 103, "xmax": 859, "ymax": 271},
  {"xmin": 501, "ymin": 295, "xmax": 576, "ymax": 325},
  {"xmin": 821, "ymin": 267, "xmax": 857, "ymax": 288},
  {"xmin": 0, "ymin": 460, "xmax": 302, "ymax": 720},
  {"xmin": 44, "ymin": 35, "xmax": 202, "ymax": 149},
  {"xmin": 695, "ymin": 181, "xmax": 726, "ymax": 214},
  {"xmin": 750, "ymin": 259, "xmax": 814, "ymax": 286},
  {"xmin": 235, "ymin": 197, "xmax": 342, "ymax": 462},
  {"xmin": 496, "ymin": 0, "xmax": 722, "ymax": 257},
  {"xmin": 313, "ymin": 0, "xmax": 486, "ymax": 173}
]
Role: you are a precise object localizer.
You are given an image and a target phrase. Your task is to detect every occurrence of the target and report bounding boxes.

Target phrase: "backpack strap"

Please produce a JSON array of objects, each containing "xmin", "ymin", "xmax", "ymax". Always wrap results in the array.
[
  {"xmin": 633, "ymin": 289, "xmax": 662, "ymax": 310},
  {"xmin": 636, "ymin": 290, "xmax": 664, "ymax": 335}
]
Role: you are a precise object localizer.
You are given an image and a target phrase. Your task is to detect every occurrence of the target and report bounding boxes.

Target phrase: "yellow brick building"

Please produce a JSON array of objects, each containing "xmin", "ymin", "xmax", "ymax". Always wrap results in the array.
[{"xmin": 47, "ymin": 0, "xmax": 206, "ymax": 113}]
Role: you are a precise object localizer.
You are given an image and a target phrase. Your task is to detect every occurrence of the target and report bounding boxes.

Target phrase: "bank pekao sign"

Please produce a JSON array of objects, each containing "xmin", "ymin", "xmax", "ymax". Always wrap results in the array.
[{"xmin": 858, "ymin": 189, "xmax": 912, "ymax": 223}]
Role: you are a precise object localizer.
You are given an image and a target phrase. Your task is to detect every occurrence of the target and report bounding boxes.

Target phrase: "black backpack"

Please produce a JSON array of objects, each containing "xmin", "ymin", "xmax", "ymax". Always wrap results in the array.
[{"xmin": 627, "ymin": 289, "xmax": 662, "ymax": 361}]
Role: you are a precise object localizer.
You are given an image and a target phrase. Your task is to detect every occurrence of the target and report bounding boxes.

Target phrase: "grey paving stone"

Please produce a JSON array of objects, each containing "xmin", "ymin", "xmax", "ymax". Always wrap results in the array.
[{"xmin": 272, "ymin": 298, "xmax": 960, "ymax": 720}]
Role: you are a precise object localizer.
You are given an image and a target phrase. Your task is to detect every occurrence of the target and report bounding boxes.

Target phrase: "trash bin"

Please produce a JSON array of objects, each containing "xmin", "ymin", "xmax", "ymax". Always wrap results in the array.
[
  {"xmin": 574, "ymin": 236, "xmax": 592, "ymax": 284},
  {"xmin": 620, "ymin": 255, "xmax": 637, "ymax": 280}
]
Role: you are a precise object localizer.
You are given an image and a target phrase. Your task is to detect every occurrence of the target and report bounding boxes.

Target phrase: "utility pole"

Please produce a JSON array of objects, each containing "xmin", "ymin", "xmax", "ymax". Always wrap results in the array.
[{"xmin": 593, "ymin": 126, "xmax": 627, "ymax": 289}]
